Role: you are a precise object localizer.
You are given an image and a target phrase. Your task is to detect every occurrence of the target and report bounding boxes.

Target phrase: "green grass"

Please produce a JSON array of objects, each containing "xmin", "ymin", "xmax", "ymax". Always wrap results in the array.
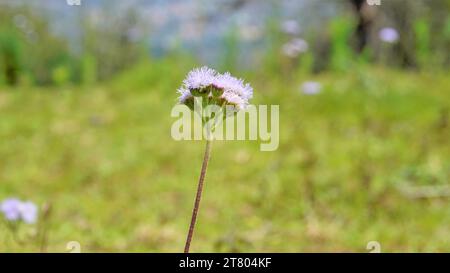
[{"xmin": 0, "ymin": 63, "xmax": 449, "ymax": 252}]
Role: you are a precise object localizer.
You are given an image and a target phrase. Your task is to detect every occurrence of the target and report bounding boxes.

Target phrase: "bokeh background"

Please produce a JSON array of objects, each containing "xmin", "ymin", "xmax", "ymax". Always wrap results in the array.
[{"xmin": 0, "ymin": 0, "xmax": 449, "ymax": 252}]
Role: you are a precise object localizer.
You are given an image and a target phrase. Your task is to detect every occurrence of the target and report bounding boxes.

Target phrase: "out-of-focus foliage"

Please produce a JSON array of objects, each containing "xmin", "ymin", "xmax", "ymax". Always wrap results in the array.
[
  {"xmin": 0, "ymin": 62, "xmax": 449, "ymax": 252},
  {"xmin": 0, "ymin": 3, "xmax": 146, "ymax": 86},
  {"xmin": 0, "ymin": 6, "xmax": 72, "ymax": 85},
  {"xmin": 0, "ymin": 1, "xmax": 449, "ymax": 86},
  {"xmin": 329, "ymin": 17, "xmax": 354, "ymax": 72},
  {"xmin": 81, "ymin": 7, "xmax": 145, "ymax": 81}
]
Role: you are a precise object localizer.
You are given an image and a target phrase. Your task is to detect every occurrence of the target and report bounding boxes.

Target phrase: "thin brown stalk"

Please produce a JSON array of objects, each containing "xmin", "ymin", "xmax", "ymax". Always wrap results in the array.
[{"xmin": 184, "ymin": 140, "xmax": 213, "ymax": 253}]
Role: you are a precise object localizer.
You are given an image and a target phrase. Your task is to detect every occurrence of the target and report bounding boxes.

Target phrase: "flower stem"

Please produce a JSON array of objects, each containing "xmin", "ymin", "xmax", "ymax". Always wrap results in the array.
[{"xmin": 184, "ymin": 139, "xmax": 213, "ymax": 253}]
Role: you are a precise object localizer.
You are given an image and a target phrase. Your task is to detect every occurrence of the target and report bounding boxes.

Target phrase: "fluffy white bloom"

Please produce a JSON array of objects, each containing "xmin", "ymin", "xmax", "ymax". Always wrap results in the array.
[
  {"xmin": 19, "ymin": 201, "xmax": 38, "ymax": 224},
  {"xmin": 214, "ymin": 73, "xmax": 253, "ymax": 100},
  {"xmin": 178, "ymin": 67, "xmax": 253, "ymax": 111},
  {"xmin": 214, "ymin": 72, "xmax": 253, "ymax": 110},
  {"xmin": 301, "ymin": 81, "xmax": 322, "ymax": 95},
  {"xmin": 1, "ymin": 198, "xmax": 38, "ymax": 224},
  {"xmin": 182, "ymin": 66, "xmax": 217, "ymax": 90},
  {"xmin": 292, "ymin": 38, "xmax": 309, "ymax": 52},
  {"xmin": 1, "ymin": 198, "xmax": 21, "ymax": 221},
  {"xmin": 282, "ymin": 38, "xmax": 309, "ymax": 57},
  {"xmin": 379, "ymin": 27, "xmax": 399, "ymax": 43}
]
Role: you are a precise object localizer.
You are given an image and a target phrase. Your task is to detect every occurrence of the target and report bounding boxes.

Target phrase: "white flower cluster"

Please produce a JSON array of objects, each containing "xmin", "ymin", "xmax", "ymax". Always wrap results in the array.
[{"xmin": 178, "ymin": 66, "xmax": 253, "ymax": 111}]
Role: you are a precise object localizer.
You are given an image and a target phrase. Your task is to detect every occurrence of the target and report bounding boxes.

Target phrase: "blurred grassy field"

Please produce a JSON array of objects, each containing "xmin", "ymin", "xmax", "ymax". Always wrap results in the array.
[{"xmin": 0, "ymin": 61, "xmax": 449, "ymax": 252}]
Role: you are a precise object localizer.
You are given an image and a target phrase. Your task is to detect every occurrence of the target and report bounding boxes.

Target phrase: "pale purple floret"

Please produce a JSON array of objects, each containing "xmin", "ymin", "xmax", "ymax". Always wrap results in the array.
[
  {"xmin": 19, "ymin": 201, "xmax": 38, "ymax": 224},
  {"xmin": 379, "ymin": 27, "xmax": 399, "ymax": 43},
  {"xmin": 301, "ymin": 81, "xmax": 322, "ymax": 95},
  {"xmin": 282, "ymin": 38, "xmax": 309, "ymax": 58},
  {"xmin": 214, "ymin": 72, "xmax": 253, "ymax": 110},
  {"xmin": 177, "ymin": 87, "xmax": 193, "ymax": 104},
  {"xmin": 214, "ymin": 73, "xmax": 253, "ymax": 100},
  {"xmin": 178, "ymin": 67, "xmax": 253, "ymax": 111},
  {"xmin": 182, "ymin": 66, "xmax": 217, "ymax": 90},
  {"xmin": 1, "ymin": 198, "xmax": 38, "ymax": 224},
  {"xmin": 1, "ymin": 198, "xmax": 22, "ymax": 221}
]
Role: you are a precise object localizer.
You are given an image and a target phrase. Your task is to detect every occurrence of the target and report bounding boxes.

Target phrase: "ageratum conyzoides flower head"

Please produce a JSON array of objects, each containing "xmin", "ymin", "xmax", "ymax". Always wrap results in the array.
[
  {"xmin": 379, "ymin": 27, "xmax": 399, "ymax": 43},
  {"xmin": 178, "ymin": 66, "xmax": 253, "ymax": 112},
  {"xmin": 1, "ymin": 198, "xmax": 38, "ymax": 224}
]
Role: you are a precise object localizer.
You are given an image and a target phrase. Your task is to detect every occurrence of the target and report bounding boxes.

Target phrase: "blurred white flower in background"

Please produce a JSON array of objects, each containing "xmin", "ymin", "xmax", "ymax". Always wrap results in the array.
[
  {"xmin": 1, "ymin": 198, "xmax": 38, "ymax": 224},
  {"xmin": 291, "ymin": 38, "xmax": 309, "ymax": 52},
  {"xmin": 282, "ymin": 38, "xmax": 309, "ymax": 58},
  {"xmin": 19, "ymin": 201, "xmax": 38, "ymax": 224},
  {"xmin": 281, "ymin": 19, "xmax": 301, "ymax": 35},
  {"xmin": 301, "ymin": 81, "xmax": 322, "ymax": 95},
  {"xmin": 1, "ymin": 198, "xmax": 22, "ymax": 221},
  {"xmin": 379, "ymin": 27, "xmax": 399, "ymax": 43}
]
